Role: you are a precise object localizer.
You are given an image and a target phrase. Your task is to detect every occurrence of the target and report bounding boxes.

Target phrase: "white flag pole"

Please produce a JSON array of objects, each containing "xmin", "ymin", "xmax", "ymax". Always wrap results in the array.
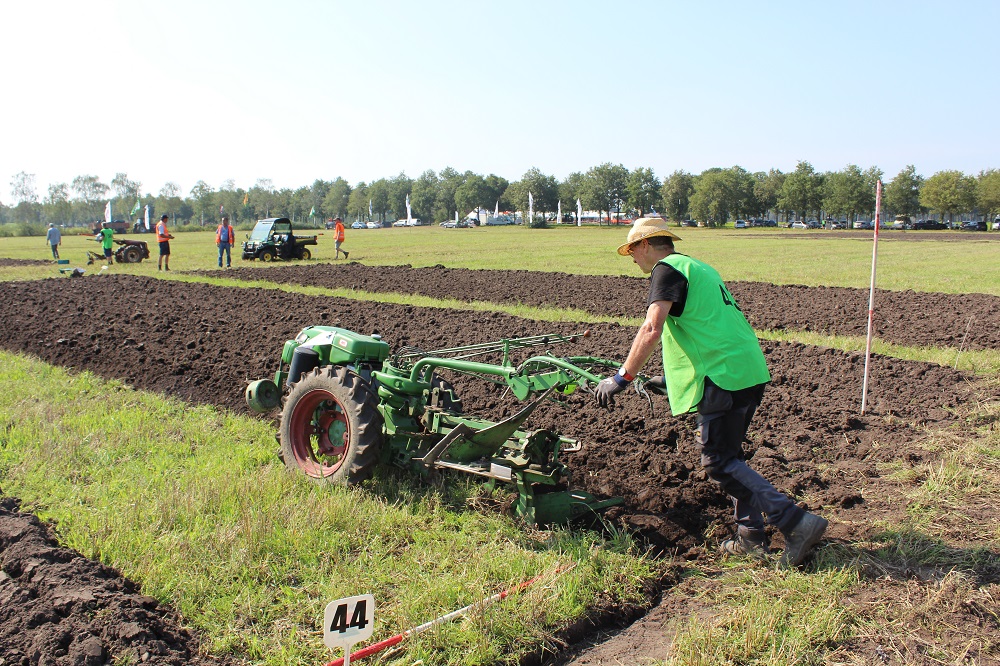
[
  {"xmin": 576, "ymin": 198, "xmax": 582, "ymax": 227},
  {"xmin": 860, "ymin": 180, "xmax": 883, "ymax": 415},
  {"xmin": 557, "ymin": 199, "xmax": 561, "ymax": 224}
]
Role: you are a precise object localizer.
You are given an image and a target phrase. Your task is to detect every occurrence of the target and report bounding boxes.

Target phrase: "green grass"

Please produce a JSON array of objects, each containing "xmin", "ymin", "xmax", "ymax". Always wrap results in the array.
[
  {"xmin": 1, "ymin": 226, "xmax": 998, "ymax": 295},
  {"xmin": 0, "ymin": 352, "xmax": 656, "ymax": 665}
]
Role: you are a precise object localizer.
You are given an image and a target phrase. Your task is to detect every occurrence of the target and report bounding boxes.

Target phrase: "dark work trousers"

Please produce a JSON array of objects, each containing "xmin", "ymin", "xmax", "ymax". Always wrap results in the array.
[{"xmin": 697, "ymin": 379, "xmax": 804, "ymax": 536}]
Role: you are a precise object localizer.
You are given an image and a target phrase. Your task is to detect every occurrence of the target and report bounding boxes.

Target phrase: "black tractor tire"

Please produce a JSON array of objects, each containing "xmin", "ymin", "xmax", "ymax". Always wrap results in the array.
[
  {"xmin": 429, "ymin": 374, "xmax": 463, "ymax": 413},
  {"xmin": 122, "ymin": 246, "xmax": 142, "ymax": 263},
  {"xmin": 279, "ymin": 365, "xmax": 383, "ymax": 486},
  {"xmin": 299, "ymin": 248, "xmax": 312, "ymax": 260},
  {"xmin": 260, "ymin": 249, "xmax": 275, "ymax": 262}
]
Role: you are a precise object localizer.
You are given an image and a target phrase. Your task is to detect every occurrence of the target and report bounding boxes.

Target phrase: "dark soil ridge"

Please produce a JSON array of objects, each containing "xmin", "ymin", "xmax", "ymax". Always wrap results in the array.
[
  {"xmin": 1, "ymin": 274, "xmax": 996, "ymax": 664},
  {"xmin": 0, "ymin": 258, "xmax": 53, "ymax": 267},
  {"xmin": 190, "ymin": 263, "xmax": 1000, "ymax": 351},
  {"xmin": 0, "ymin": 497, "xmax": 234, "ymax": 666}
]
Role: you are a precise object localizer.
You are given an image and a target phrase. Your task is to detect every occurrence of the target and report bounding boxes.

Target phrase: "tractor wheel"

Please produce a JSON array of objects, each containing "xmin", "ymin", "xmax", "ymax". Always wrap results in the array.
[
  {"xmin": 122, "ymin": 246, "xmax": 142, "ymax": 263},
  {"xmin": 299, "ymin": 248, "xmax": 311, "ymax": 260},
  {"xmin": 260, "ymin": 249, "xmax": 275, "ymax": 262},
  {"xmin": 279, "ymin": 365, "xmax": 383, "ymax": 486},
  {"xmin": 429, "ymin": 374, "xmax": 464, "ymax": 413}
]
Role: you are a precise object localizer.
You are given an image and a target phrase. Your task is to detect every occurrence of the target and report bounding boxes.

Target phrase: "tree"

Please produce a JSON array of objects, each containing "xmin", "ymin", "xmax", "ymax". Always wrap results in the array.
[
  {"xmin": 434, "ymin": 167, "xmax": 464, "ymax": 222},
  {"xmin": 559, "ymin": 172, "xmax": 586, "ymax": 221},
  {"xmin": 920, "ymin": 170, "xmax": 977, "ymax": 225},
  {"xmin": 71, "ymin": 174, "xmax": 109, "ymax": 222},
  {"xmin": 455, "ymin": 174, "xmax": 491, "ymax": 216},
  {"xmin": 752, "ymin": 169, "xmax": 784, "ymax": 219},
  {"xmin": 409, "ymin": 170, "xmax": 439, "ymax": 221},
  {"xmin": 687, "ymin": 167, "xmax": 754, "ymax": 227},
  {"xmin": 347, "ymin": 182, "xmax": 370, "ymax": 221},
  {"xmin": 110, "ymin": 172, "xmax": 141, "ymax": 204},
  {"xmin": 581, "ymin": 163, "xmax": 629, "ymax": 224},
  {"xmin": 661, "ymin": 170, "xmax": 694, "ymax": 223},
  {"xmin": 44, "ymin": 183, "xmax": 72, "ymax": 224},
  {"xmin": 483, "ymin": 174, "xmax": 510, "ymax": 213},
  {"xmin": 251, "ymin": 178, "xmax": 277, "ymax": 218},
  {"xmin": 387, "ymin": 173, "xmax": 413, "ymax": 223},
  {"xmin": 977, "ymin": 169, "xmax": 1000, "ymax": 224},
  {"xmin": 368, "ymin": 179, "xmax": 391, "ymax": 223},
  {"xmin": 823, "ymin": 165, "xmax": 871, "ymax": 224},
  {"xmin": 10, "ymin": 171, "xmax": 38, "ymax": 204},
  {"xmin": 159, "ymin": 182, "xmax": 180, "ymax": 198},
  {"xmin": 882, "ymin": 165, "xmax": 923, "ymax": 218},
  {"xmin": 323, "ymin": 177, "xmax": 352, "ymax": 219},
  {"xmin": 778, "ymin": 161, "xmax": 824, "ymax": 222},
  {"xmin": 625, "ymin": 167, "xmax": 661, "ymax": 216},
  {"xmin": 190, "ymin": 180, "xmax": 215, "ymax": 226}
]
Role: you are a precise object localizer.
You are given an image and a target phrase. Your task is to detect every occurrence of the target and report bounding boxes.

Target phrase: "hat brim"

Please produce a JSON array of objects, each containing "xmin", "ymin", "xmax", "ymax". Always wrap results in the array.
[{"xmin": 617, "ymin": 229, "xmax": 682, "ymax": 256}]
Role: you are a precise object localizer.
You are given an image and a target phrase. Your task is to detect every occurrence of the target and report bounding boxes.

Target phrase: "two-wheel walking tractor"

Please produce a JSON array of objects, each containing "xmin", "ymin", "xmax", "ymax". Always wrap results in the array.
[{"xmin": 246, "ymin": 326, "xmax": 642, "ymax": 524}]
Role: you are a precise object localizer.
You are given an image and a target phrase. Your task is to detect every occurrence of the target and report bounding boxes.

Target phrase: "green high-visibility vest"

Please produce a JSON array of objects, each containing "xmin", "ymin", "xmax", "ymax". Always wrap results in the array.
[{"xmin": 658, "ymin": 254, "xmax": 770, "ymax": 415}]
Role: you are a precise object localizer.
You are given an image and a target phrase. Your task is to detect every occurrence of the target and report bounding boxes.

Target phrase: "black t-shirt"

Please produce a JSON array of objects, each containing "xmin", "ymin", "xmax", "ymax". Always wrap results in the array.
[{"xmin": 648, "ymin": 259, "xmax": 688, "ymax": 317}]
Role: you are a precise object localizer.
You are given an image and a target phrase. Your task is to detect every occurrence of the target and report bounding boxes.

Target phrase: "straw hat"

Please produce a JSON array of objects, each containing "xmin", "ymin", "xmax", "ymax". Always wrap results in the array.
[{"xmin": 617, "ymin": 217, "xmax": 682, "ymax": 256}]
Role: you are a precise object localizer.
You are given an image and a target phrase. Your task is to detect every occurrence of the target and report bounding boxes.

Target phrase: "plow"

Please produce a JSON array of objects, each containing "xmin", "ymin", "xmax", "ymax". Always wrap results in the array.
[
  {"xmin": 247, "ymin": 327, "xmax": 652, "ymax": 524},
  {"xmin": 86, "ymin": 238, "xmax": 151, "ymax": 265}
]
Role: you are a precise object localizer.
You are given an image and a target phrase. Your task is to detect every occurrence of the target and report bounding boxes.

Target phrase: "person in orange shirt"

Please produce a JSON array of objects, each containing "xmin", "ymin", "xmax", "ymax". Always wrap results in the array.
[
  {"xmin": 216, "ymin": 214, "xmax": 235, "ymax": 268},
  {"xmin": 333, "ymin": 217, "xmax": 349, "ymax": 259},
  {"xmin": 156, "ymin": 214, "xmax": 175, "ymax": 271}
]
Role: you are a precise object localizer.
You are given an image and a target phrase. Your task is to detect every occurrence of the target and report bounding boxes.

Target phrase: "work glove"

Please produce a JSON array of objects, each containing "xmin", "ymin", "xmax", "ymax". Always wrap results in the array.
[
  {"xmin": 642, "ymin": 375, "xmax": 668, "ymax": 396},
  {"xmin": 595, "ymin": 373, "xmax": 630, "ymax": 408}
]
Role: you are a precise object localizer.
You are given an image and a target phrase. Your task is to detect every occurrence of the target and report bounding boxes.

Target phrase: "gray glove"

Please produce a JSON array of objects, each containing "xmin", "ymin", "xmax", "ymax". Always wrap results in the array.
[
  {"xmin": 595, "ymin": 373, "xmax": 629, "ymax": 408},
  {"xmin": 642, "ymin": 375, "xmax": 668, "ymax": 396}
]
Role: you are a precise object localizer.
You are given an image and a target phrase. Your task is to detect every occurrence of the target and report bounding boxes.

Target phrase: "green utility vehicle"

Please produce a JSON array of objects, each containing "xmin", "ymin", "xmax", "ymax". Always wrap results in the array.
[
  {"xmin": 241, "ymin": 217, "xmax": 318, "ymax": 261},
  {"xmin": 246, "ymin": 327, "xmax": 649, "ymax": 525}
]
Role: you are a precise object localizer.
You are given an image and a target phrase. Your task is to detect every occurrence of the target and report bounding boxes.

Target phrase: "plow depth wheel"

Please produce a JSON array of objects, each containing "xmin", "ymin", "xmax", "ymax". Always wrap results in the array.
[{"xmin": 279, "ymin": 365, "xmax": 383, "ymax": 485}]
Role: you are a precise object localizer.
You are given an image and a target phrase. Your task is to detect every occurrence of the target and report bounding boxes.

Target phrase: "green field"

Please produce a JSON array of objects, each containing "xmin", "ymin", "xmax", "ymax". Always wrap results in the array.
[
  {"xmin": 5, "ymin": 225, "xmax": 1000, "ymax": 295},
  {"xmin": 0, "ymin": 226, "xmax": 997, "ymax": 665}
]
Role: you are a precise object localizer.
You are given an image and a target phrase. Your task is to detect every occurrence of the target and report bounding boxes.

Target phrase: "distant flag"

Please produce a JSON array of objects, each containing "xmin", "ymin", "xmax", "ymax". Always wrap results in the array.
[
  {"xmin": 494, "ymin": 200, "xmax": 499, "ymax": 218},
  {"xmin": 405, "ymin": 193, "xmax": 412, "ymax": 223},
  {"xmin": 144, "ymin": 204, "xmax": 151, "ymax": 231},
  {"xmin": 309, "ymin": 206, "xmax": 316, "ymax": 218},
  {"xmin": 130, "ymin": 197, "xmax": 141, "ymax": 216},
  {"xmin": 576, "ymin": 198, "xmax": 582, "ymax": 227},
  {"xmin": 104, "ymin": 201, "xmax": 112, "ymax": 225},
  {"xmin": 219, "ymin": 204, "xmax": 225, "ymax": 214},
  {"xmin": 528, "ymin": 191, "xmax": 533, "ymax": 227},
  {"xmin": 557, "ymin": 199, "xmax": 561, "ymax": 224},
  {"xmin": 243, "ymin": 192, "xmax": 249, "ymax": 206},
  {"xmin": 369, "ymin": 198, "xmax": 373, "ymax": 217}
]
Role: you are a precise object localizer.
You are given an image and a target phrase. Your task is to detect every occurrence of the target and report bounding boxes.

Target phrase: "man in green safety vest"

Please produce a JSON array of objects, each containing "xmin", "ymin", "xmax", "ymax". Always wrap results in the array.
[
  {"xmin": 594, "ymin": 217, "xmax": 828, "ymax": 568},
  {"xmin": 95, "ymin": 221, "xmax": 114, "ymax": 265}
]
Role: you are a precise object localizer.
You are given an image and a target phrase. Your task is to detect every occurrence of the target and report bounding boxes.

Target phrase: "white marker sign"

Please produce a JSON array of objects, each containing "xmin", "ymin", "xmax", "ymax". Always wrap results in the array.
[{"xmin": 323, "ymin": 593, "xmax": 375, "ymax": 660}]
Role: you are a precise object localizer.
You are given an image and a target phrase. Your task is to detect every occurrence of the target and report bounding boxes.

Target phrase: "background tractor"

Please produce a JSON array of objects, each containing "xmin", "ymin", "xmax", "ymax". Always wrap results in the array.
[
  {"xmin": 241, "ymin": 217, "xmax": 318, "ymax": 261},
  {"xmin": 246, "ymin": 327, "xmax": 647, "ymax": 524}
]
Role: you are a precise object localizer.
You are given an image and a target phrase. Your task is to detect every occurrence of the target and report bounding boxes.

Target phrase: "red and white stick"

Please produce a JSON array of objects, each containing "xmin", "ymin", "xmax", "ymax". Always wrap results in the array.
[
  {"xmin": 861, "ymin": 180, "xmax": 882, "ymax": 415},
  {"xmin": 323, "ymin": 564, "xmax": 575, "ymax": 666}
]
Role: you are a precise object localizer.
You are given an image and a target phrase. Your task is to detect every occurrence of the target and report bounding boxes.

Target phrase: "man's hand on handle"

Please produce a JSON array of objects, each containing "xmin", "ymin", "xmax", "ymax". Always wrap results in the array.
[{"xmin": 642, "ymin": 375, "xmax": 668, "ymax": 396}]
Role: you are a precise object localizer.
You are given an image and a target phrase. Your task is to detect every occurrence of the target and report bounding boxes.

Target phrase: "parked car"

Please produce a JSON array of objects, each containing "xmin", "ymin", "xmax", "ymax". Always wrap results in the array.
[
  {"xmin": 993, "ymin": 217, "xmax": 1000, "ymax": 231},
  {"xmin": 366, "ymin": 221, "xmax": 381, "ymax": 229},
  {"xmin": 829, "ymin": 221, "xmax": 847, "ymax": 230},
  {"xmin": 853, "ymin": 221, "xmax": 874, "ymax": 230},
  {"xmin": 392, "ymin": 219, "xmax": 408, "ymax": 227},
  {"xmin": 913, "ymin": 220, "xmax": 947, "ymax": 230},
  {"xmin": 791, "ymin": 221, "xmax": 809, "ymax": 229},
  {"xmin": 351, "ymin": 221, "xmax": 365, "ymax": 229},
  {"xmin": 733, "ymin": 219, "xmax": 748, "ymax": 229},
  {"xmin": 681, "ymin": 219, "xmax": 698, "ymax": 227},
  {"xmin": 960, "ymin": 220, "xmax": 987, "ymax": 231}
]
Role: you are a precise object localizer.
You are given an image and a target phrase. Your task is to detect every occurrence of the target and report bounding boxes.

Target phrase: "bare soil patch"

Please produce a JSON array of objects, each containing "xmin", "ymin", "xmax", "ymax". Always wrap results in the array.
[
  {"xmin": 0, "ymin": 497, "xmax": 234, "ymax": 666},
  {"xmin": 194, "ymin": 263, "xmax": 1000, "ymax": 350},
  {"xmin": 0, "ymin": 258, "xmax": 52, "ymax": 267},
  {"xmin": 1, "ymin": 274, "xmax": 997, "ymax": 664}
]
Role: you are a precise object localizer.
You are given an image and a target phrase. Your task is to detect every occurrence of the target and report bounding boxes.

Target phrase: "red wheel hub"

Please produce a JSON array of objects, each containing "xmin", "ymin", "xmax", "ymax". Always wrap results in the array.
[{"xmin": 287, "ymin": 389, "xmax": 350, "ymax": 478}]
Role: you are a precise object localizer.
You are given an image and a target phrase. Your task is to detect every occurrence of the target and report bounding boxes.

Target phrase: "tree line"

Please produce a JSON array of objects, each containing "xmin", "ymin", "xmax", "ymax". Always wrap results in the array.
[{"xmin": 4, "ymin": 163, "xmax": 1000, "ymax": 231}]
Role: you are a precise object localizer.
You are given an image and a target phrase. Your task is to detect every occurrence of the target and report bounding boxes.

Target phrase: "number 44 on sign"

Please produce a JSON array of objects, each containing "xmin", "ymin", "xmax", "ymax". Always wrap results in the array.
[{"xmin": 323, "ymin": 594, "xmax": 375, "ymax": 666}]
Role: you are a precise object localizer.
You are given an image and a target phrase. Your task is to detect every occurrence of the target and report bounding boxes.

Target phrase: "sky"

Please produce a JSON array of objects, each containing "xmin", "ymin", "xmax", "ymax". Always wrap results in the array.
[{"xmin": 2, "ymin": 0, "xmax": 997, "ymax": 201}]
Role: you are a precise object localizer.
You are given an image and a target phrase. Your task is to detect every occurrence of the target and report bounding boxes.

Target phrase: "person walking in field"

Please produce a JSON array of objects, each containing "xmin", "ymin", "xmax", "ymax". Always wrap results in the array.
[
  {"xmin": 46, "ymin": 223, "xmax": 61, "ymax": 259},
  {"xmin": 95, "ymin": 221, "xmax": 114, "ymax": 265},
  {"xmin": 333, "ymin": 217, "xmax": 349, "ymax": 259},
  {"xmin": 156, "ymin": 214, "xmax": 175, "ymax": 271},
  {"xmin": 593, "ymin": 217, "xmax": 828, "ymax": 568},
  {"xmin": 216, "ymin": 214, "xmax": 235, "ymax": 268}
]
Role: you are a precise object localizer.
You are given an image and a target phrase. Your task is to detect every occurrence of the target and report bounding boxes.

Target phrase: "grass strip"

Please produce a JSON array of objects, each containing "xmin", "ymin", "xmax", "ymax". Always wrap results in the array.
[{"xmin": 0, "ymin": 351, "xmax": 656, "ymax": 665}]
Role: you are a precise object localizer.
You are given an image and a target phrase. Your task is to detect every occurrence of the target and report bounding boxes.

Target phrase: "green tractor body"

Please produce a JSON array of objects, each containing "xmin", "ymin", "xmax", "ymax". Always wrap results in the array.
[{"xmin": 247, "ymin": 326, "xmax": 630, "ymax": 525}]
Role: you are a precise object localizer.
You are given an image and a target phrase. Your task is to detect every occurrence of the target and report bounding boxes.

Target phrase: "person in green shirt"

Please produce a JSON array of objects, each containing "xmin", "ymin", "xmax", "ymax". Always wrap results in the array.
[
  {"xmin": 95, "ymin": 221, "xmax": 115, "ymax": 265},
  {"xmin": 594, "ymin": 217, "xmax": 827, "ymax": 568}
]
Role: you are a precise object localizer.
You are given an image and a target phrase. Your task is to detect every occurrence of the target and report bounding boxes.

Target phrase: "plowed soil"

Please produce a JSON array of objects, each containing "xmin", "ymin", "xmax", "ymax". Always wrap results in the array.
[
  {"xmin": 1, "ymin": 274, "xmax": 997, "ymax": 665},
  {"xmin": 192, "ymin": 264, "xmax": 1000, "ymax": 350}
]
